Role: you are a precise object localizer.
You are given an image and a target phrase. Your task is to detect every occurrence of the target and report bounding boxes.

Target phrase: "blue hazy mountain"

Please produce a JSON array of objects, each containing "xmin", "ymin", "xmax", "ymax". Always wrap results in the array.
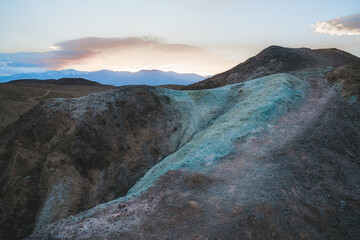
[{"xmin": 0, "ymin": 69, "xmax": 207, "ymax": 86}]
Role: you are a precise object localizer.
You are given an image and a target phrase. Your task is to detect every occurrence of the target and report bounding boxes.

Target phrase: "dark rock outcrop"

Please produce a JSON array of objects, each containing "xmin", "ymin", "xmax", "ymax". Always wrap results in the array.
[{"xmin": 326, "ymin": 63, "xmax": 360, "ymax": 100}]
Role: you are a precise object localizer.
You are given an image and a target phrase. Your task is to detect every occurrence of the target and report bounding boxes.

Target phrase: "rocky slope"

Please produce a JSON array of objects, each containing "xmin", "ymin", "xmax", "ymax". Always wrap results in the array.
[
  {"xmin": 0, "ymin": 78, "xmax": 114, "ymax": 132},
  {"xmin": 1, "ymin": 81, "xmax": 245, "ymax": 239},
  {"xmin": 183, "ymin": 46, "xmax": 360, "ymax": 90},
  {"xmin": 0, "ymin": 46, "xmax": 359, "ymax": 239},
  {"xmin": 27, "ymin": 69, "xmax": 360, "ymax": 240}
]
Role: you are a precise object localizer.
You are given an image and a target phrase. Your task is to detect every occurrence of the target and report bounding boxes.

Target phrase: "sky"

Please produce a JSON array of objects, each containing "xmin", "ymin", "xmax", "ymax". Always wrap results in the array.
[{"xmin": 0, "ymin": 0, "xmax": 359, "ymax": 76}]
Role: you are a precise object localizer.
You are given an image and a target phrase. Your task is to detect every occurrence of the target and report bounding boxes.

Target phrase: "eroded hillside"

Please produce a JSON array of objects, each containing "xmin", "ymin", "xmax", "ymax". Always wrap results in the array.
[
  {"xmin": 26, "ymin": 68, "xmax": 360, "ymax": 240},
  {"xmin": 0, "ymin": 46, "xmax": 359, "ymax": 240}
]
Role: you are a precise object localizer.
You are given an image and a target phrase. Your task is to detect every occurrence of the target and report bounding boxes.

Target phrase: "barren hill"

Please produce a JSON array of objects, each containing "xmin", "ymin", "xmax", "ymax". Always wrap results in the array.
[
  {"xmin": 183, "ymin": 46, "xmax": 360, "ymax": 90},
  {"xmin": 1, "ymin": 46, "xmax": 360, "ymax": 240}
]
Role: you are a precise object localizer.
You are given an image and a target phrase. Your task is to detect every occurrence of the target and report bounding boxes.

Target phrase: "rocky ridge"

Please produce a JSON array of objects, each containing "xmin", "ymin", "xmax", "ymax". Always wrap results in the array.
[{"xmin": 183, "ymin": 46, "xmax": 360, "ymax": 91}]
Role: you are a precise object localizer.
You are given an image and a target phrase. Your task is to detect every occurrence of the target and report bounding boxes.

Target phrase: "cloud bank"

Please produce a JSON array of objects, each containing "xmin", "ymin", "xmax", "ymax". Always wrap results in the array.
[
  {"xmin": 0, "ymin": 37, "xmax": 236, "ymax": 76},
  {"xmin": 312, "ymin": 14, "xmax": 360, "ymax": 36}
]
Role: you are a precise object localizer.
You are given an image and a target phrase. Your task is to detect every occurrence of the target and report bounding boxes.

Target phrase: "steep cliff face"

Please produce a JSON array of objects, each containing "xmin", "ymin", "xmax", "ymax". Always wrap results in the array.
[{"xmin": 183, "ymin": 46, "xmax": 360, "ymax": 90}]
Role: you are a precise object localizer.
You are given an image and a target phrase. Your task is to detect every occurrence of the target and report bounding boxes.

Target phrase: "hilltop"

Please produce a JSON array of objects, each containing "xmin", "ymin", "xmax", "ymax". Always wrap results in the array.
[{"xmin": 183, "ymin": 45, "xmax": 360, "ymax": 91}]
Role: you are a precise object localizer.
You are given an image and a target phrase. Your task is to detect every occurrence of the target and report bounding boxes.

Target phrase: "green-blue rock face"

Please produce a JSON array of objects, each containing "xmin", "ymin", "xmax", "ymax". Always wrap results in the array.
[{"xmin": 126, "ymin": 73, "xmax": 309, "ymax": 197}]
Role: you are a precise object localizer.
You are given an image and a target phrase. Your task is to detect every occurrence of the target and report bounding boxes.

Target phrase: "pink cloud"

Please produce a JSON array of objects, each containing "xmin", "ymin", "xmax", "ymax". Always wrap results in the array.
[
  {"xmin": 312, "ymin": 14, "xmax": 360, "ymax": 36},
  {"xmin": 0, "ymin": 37, "xmax": 237, "ymax": 75},
  {"xmin": 48, "ymin": 37, "xmax": 235, "ymax": 75}
]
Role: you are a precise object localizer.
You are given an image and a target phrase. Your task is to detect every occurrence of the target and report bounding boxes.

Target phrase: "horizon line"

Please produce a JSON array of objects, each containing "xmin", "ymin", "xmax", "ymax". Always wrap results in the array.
[{"xmin": 0, "ymin": 68, "xmax": 211, "ymax": 78}]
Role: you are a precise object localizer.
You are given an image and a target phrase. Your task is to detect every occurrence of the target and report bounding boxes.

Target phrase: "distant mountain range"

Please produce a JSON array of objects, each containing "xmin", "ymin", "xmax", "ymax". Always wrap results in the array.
[{"xmin": 0, "ymin": 69, "xmax": 207, "ymax": 86}]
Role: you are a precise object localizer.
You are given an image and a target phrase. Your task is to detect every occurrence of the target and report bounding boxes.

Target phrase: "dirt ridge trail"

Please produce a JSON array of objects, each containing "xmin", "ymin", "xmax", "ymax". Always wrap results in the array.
[
  {"xmin": 210, "ymin": 76, "xmax": 336, "ymax": 202},
  {"xmin": 207, "ymin": 75, "xmax": 360, "ymax": 239},
  {"xmin": 235, "ymin": 76, "xmax": 335, "ymax": 160},
  {"xmin": 28, "ymin": 89, "xmax": 51, "ymax": 102}
]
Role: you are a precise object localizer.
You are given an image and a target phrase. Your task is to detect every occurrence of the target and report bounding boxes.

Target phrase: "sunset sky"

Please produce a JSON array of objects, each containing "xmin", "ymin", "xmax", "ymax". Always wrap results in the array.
[{"xmin": 0, "ymin": 0, "xmax": 359, "ymax": 76}]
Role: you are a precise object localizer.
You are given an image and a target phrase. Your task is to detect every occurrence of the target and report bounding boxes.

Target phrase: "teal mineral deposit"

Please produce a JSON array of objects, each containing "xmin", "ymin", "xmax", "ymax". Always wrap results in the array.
[{"xmin": 126, "ymin": 73, "xmax": 309, "ymax": 198}]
